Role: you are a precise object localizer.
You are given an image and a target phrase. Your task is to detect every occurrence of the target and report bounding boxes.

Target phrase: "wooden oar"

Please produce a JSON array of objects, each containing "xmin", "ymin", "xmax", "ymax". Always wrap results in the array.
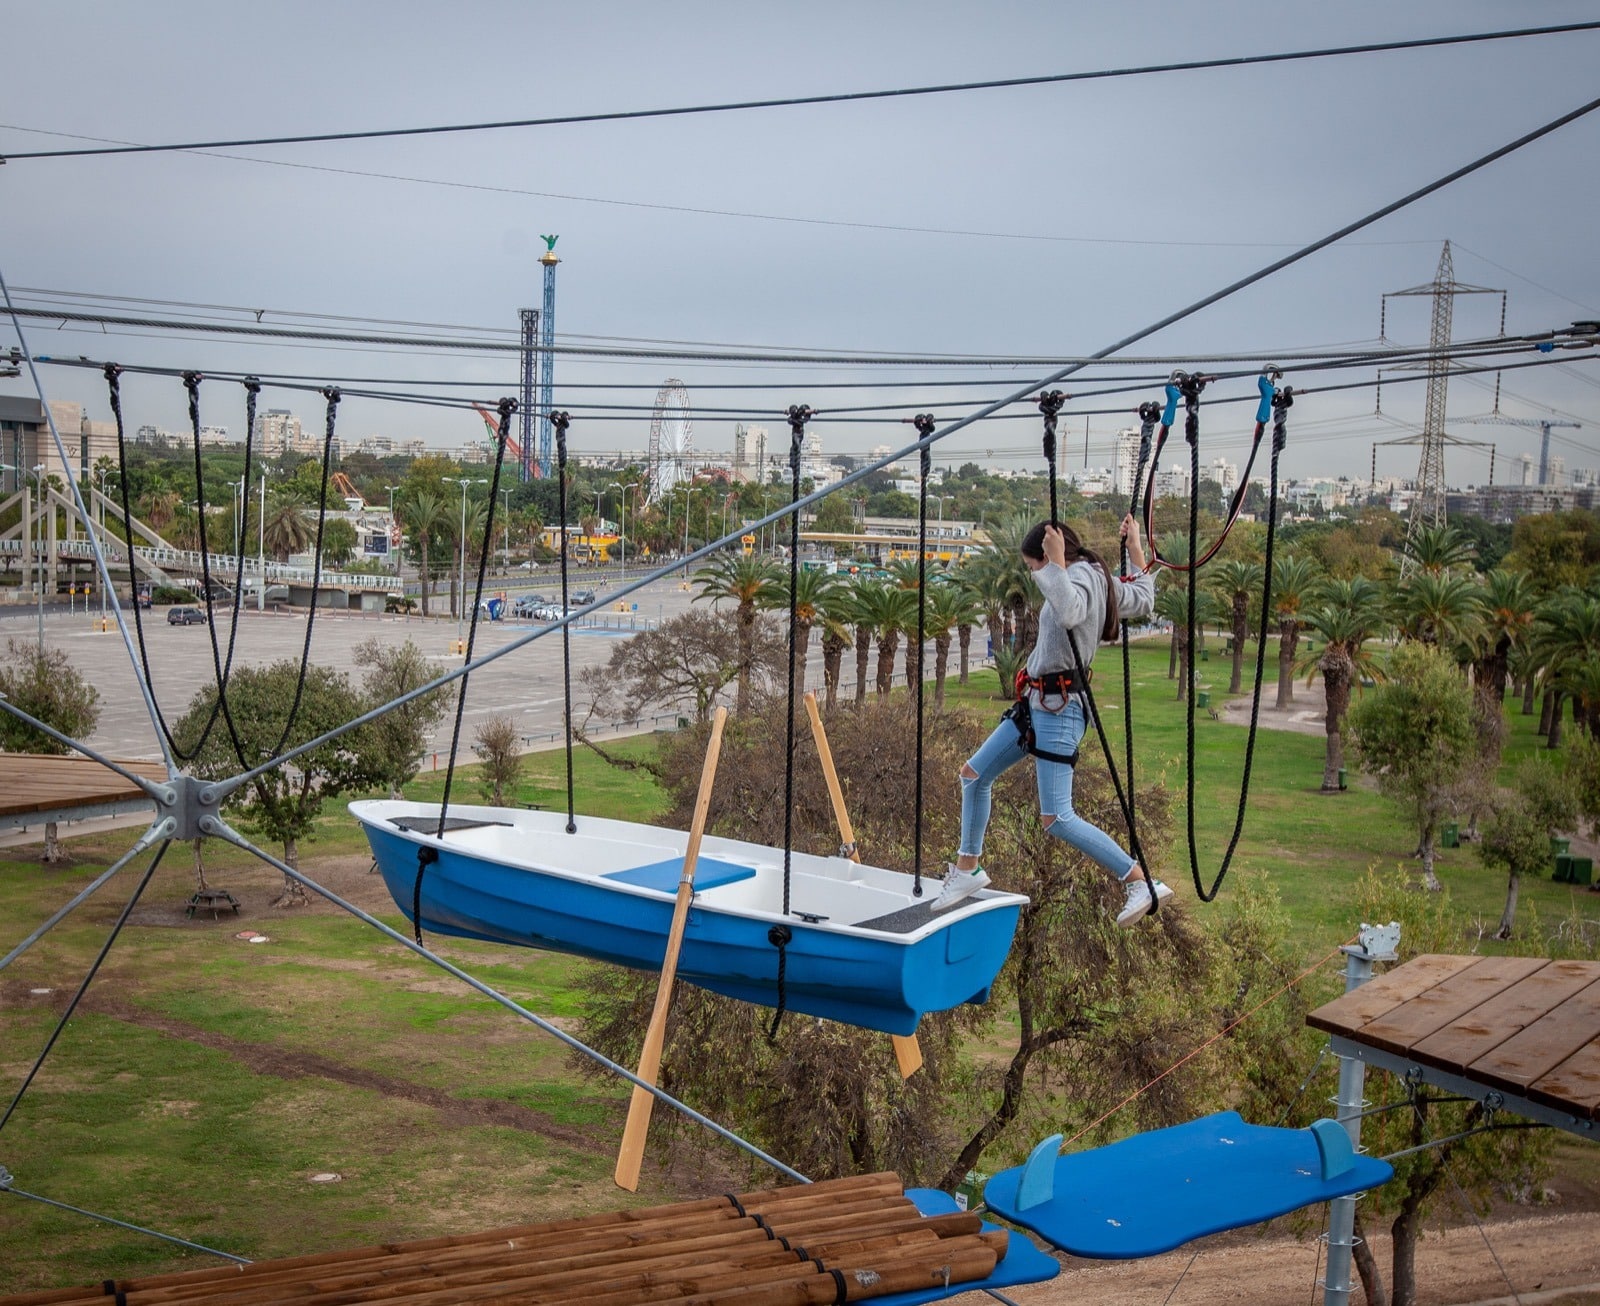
[
  {"xmin": 616, "ymin": 705, "xmax": 729, "ymax": 1191},
  {"xmin": 803, "ymin": 691, "xmax": 924, "ymax": 1079}
]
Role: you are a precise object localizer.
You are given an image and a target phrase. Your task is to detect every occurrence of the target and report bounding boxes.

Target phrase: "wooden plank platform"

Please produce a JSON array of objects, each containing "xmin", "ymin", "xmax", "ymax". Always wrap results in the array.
[
  {"xmin": 0, "ymin": 754, "xmax": 165, "ymax": 824},
  {"xmin": 1308, "ymin": 953, "xmax": 1600, "ymax": 1138},
  {"xmin": 0, "ymin": 1173, "xmax": 1020, "ymax": 1306}
]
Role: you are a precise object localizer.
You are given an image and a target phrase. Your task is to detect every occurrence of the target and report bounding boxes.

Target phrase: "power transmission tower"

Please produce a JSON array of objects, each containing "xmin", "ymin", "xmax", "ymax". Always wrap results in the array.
[{"xmin": 1380, "ymin": 242, "xmax": 1504, "ymax": 568}]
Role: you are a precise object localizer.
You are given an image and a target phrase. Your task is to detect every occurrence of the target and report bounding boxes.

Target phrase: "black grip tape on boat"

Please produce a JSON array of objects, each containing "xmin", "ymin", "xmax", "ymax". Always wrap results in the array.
[
  {"xmin": 827, "ymin": 1267, "xmax": 847, "ymax": 1302},
  {"xmin": 724, "ymin": 1192, "xmax": 747, "ymax": 1217},
  {"xmin": 753, "ymin": 1212, "xmax": 775, "ymax": 1239}
]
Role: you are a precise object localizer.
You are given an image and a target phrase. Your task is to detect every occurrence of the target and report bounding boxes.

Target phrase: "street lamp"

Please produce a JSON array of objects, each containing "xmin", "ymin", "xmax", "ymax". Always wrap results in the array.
[
  {"xmin": 30, "ymin": 464, "xmax": 46, "ymax": 648},
  {"xmin": 384, "ymin": 485, "xmax": 401, "ymax": 590},
  {"xmin": 257, "ymin": 470, "xmax": 269, "ymax": 612},
  {"xmin": 499, "ymin": 486, "xmax": 513, "ymax": 570},
  {"xmin": 607, "ymin": 481, "xmax": 626, "ymax": 583},
  {"xmin": 447, "ymin": 477, "xmax": 487, "ymax": 642},
  {"xmin": 682, "ymin": 481, "xmax": 695, "ymax": 577}
]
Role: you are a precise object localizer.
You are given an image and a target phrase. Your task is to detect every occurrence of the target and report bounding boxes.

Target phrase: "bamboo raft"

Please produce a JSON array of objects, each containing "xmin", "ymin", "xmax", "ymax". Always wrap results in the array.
[{"xmin": 1, "ymin": 1174, "xmax": 1010, "ymax": 1306}]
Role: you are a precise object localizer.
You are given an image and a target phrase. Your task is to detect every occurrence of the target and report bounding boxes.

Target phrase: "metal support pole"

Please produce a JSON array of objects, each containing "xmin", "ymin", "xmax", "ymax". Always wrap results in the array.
[{"xmin": 1322, "ymin": 921, "xmax": 1400, "ymax": 1306}]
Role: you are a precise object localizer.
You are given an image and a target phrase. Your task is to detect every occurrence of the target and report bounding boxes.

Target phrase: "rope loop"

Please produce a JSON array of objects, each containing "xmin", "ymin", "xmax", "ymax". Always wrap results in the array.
[
  {"xmin": 765, "ymin": 923, "xmax": 793, "ymax": 1043},
  {"xmin": 551, "ymin": 410, "xmax": 577, "ymax": 834},
  {"xmin": 241, "ymin": 375, "xmax": 260, "ymax": 397}
]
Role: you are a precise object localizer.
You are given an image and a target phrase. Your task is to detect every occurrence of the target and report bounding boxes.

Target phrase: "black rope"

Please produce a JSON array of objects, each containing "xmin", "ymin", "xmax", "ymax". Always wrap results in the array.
[
  {"xmin": 0, "ymin": 840, "xmax": 170, "ymax": 1135},
  {"xmin": 1181, "ymin": 384, "xmax": 1292, "ymax": 902},
  {"xmin": 10, "ymin": 22, "xmax": 1597, "ymax": 161},
  {"xmin": 1120, "ymin": 404, "xmax": 1159, "ymax": 858},
  {"xmin": 265, "ymin": 386, "xmax": 341, "ymax": 759},
  {"xmin": 433, "ymin": 397, "xmax": 517, "ymax": 841},
  {"xmin": 912, "ymin": 413, "xmax": 937, "ymax": 896},
  {"xmin": 1038, "ymin": 390, "xmax": 1066, "ymax": 521},
  {"xmin": 553, "ymin": 411, "xmax": 577, "ymax": 834},
  {"xmin": 769, "ymin": 404, "xmax": 811, "ymax": 1042}
]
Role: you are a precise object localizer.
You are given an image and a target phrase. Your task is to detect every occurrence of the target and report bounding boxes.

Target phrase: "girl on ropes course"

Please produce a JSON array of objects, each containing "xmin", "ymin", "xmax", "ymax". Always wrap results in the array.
[{"xmin": 933, "ymin": 514, "xmax": 1169, "ymax": 925}]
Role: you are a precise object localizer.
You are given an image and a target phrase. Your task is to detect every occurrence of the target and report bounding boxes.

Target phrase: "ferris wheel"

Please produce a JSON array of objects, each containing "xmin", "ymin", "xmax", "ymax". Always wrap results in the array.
[{"xmin": 647, "ymin": 379, "xmax": 693, "ymax": 501}]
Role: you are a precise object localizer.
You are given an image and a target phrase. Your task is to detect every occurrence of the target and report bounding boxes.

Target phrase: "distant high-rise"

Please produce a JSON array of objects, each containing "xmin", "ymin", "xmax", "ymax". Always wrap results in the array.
[{"xmin": 1113, "ymin": 429, "xmax": 1142, "ymax": 498}]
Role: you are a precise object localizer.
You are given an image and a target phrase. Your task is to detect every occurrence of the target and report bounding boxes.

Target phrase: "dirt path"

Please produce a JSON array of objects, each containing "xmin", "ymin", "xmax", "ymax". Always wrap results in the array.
[{"xmin": 979, "ymin": 1211, "xmax": 1600, "ymax": 1305}]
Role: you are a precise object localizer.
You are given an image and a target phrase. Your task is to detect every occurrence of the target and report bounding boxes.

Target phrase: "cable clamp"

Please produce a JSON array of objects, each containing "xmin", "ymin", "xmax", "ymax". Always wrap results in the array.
[{"xmin": 838, "ymin": 840, "xmax": 858, "ymax": 859}]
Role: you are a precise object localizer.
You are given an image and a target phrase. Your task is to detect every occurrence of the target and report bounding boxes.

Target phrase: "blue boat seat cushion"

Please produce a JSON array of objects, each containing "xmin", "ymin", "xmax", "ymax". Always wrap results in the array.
[
  {"xmin": 984, "ymin": 1111, "xmax": 1393, "ymax": 1260},
  {"xmin": 605, "ymin": 856, "xmax": 758, "ymax": 894}
]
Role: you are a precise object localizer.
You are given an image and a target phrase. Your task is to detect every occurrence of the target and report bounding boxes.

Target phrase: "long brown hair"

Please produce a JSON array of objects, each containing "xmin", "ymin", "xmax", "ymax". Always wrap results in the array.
[{"xmin": 1021, "ymin": 520, "xmax": 1121, "ymax": 642}]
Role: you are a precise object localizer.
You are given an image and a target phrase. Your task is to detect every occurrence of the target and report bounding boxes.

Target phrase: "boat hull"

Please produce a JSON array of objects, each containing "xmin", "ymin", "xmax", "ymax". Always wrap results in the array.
[{"xmin": 353, "ymin": 801, "xmax": 1024, "ymax": 1036}]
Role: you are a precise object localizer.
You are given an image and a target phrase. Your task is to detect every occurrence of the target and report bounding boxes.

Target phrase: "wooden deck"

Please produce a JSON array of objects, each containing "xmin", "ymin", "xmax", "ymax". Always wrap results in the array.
[
  {"xmin": 0, "ymin": 754, "xmax": 165, "ymax": 824},
  {"xmin": 1308, "ymin": 953, "xmax": 1600, "ymax": 1137},
  {"xmin": 0, "ymin": 1173, "xmax": 1013, "ymax": 1306}
]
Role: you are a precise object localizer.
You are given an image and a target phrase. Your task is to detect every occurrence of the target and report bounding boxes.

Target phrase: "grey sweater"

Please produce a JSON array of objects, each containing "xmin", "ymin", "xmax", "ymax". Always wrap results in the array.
[{"xmin": 1026, "ymin": 560, "xmax": 1156, "ymax": 693}]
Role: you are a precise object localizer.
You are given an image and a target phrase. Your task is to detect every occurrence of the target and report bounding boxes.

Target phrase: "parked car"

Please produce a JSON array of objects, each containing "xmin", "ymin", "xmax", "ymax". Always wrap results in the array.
[
  {"xmin": 167, "ymin": 606, "xmax": 207, "ymax": 626},
  {"xmin": 570, "ymin": 589, "xmax": 597, "ymax": 607},
  {"xmin": 512, "ymin": 594, "xmax": 548, "ymax": 618},
  {"xmin": 531, "ymin": 603, "xmax": 568, "ymax": 621}
]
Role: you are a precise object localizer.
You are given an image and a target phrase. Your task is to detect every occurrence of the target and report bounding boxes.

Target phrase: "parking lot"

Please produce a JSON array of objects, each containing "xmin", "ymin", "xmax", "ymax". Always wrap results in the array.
[{"xmin": 0, "ymin": 575, "xmax": 748, "ymax": 763}]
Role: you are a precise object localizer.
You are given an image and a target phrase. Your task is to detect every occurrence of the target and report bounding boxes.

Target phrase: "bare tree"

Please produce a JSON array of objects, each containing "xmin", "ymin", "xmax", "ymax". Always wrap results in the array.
[{"xmin": 472, "ymin": 715, "xmax": 524, "ymax": 805}]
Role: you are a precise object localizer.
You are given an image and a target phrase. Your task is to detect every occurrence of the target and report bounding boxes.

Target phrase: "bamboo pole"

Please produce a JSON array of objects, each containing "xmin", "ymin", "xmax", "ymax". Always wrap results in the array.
[
  {"xmin": 616, "ymin": 705, "xmax": 729, "ymax": 1191},
  {"xmin": 803, "ymin": 690, "xmax": 924, "ymax": 1078}
]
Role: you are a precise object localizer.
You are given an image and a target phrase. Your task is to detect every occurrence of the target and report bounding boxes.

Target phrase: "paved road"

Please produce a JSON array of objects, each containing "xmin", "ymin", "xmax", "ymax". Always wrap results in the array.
[{"xmin": 0, "ymin": 576, "xmax": 849, "ymax": 764}]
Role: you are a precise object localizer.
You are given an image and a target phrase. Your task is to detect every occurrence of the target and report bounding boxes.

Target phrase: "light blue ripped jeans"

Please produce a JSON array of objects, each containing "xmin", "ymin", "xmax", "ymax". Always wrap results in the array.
[{"xmin": 958, "ymin": 697, "xmax": 1136, "ymax": 877}]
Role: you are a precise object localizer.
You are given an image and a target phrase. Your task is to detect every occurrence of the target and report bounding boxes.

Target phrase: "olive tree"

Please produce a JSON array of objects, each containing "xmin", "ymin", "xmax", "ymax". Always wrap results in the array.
[
  {"xmin": 176, "ymin": 660, "xmax": 378, "ymax": 905},
  {"xmin": 351, "ymin": 637, "xmax": 450, "ymax": 799},
  {"xmin": 0, "ymin": 639, "xmax": 102, "ymax": 863},
  {"xmin": 1479, "ymin": 757, "xmax": 1579, "ymax": 939},
  {"xmin": 1347, "ymin": 643, "xmax": 1478, "ymax": 890}
]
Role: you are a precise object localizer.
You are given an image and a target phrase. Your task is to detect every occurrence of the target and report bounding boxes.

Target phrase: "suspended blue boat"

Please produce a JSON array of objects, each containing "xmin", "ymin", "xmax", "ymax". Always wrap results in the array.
[{"xmin": 351, "ymin": 800, "xmax": 1027, "ymax": 1036}]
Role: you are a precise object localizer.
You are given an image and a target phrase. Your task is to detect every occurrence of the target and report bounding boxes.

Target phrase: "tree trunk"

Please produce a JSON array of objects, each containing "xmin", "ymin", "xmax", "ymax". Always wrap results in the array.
[
  {"xmin": 1539, "ymin": 688, "xmax": 1555, "ymax": 737},
  {"xmin": 957, "ymin": 624, "xmax": 971, "ymax": 685},
  {"xmin": 905, "ymin": 633, "xmax": 922, "ymax": 692},
  {"xmin": 1419, "ymin": 831, "xmax": 1441, "ymax": 892},
  {"xmin": 1496, "ymin": 869, "xmax": 1519, "ymax": 940},
  {"xmin": 42, "ymin": 820, "xmax": 64, "ymax": 864},
  {"xmin": 1275, "ymin": 620, "xmax": 1298, "ymax": 708},
  {"xmin": 821, "ymin": 632, "xmax": 844, "ymax": 711},
  {"xmin": 791, "ymin": 621, "xmax": 811, "ymax": 703},
  {"xmin": 735, "ymin": 602, "xmax": 755, "ymax": 713},
  {"xmin": 418, "ymin": 535, "xmax": 431, "ymax": 617},
  {"xmin": 1175, "ymin": 632, "xmax": 1191, "ymax": 702},
  {"xmin": 1229, "ymin": 592, "xmax": 1247, "ymax": 695},
  {"xmin": 275, "ymin": 835, "xmax": 310, "ymax": 907},
  {"xmin": 192, "ymin": 837, "xmax": 209, "ymax": 892},
  {"xmin": 854, "ymin": 627, "xmax": 871, "ymax": 703},
  {"xmin": 934, "ymin": 633, "xmax": 951, "ymax": 710},
  {"xmin": 1352, "ymin": 1211, "xmax": 1388, "ymax": 1306},
  {"xmin": 1321, "ymin": 661, "xmax": 1351, "ymax": 792},
  {"xmin": 1168, "ymin": 629, "xmax": 1179, "ymax": 679},
  {"xmin": 1547, "ymin": 692, "xmax": 1564, "ymax": 749},
  {"xmin": 875, "ymin": 634, "xmax": 899, "ymax": 698},
  {"xmin": 1521, "ymin": 673, "xmax": 1536, "ymax": 715}
]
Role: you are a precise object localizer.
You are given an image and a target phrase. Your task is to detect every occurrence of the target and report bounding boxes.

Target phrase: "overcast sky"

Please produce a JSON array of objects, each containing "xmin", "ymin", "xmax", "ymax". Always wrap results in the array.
[{"xmin": 3, "ymin": 0, "xmax": 1598, "ymax": 487}]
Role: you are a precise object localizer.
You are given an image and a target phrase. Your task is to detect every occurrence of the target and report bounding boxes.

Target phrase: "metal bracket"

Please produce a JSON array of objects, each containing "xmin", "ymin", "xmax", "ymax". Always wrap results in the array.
[
  {"xmin": 1355, "ymin": 921, "xmax": 1400, "ymax": 961},
  {"xmin": 151, "ymin": 775, "xmax": 224, "ymax": 842},
  {"xmin": 0, "ymin": 1164, "xmax": 12, "ymax": 1189}
]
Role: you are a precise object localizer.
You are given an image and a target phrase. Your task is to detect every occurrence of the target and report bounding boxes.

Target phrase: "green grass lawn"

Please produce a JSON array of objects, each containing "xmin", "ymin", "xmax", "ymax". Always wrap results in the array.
[{"xmin": 1, "ymin": 665, "xmax": 1593, "ymax": 1291}]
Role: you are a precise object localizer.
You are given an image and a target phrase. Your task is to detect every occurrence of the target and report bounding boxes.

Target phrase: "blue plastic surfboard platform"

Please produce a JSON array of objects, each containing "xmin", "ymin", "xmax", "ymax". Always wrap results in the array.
[
  {"xmin": 984, "ymin": 1111, "xmax": 1393, "ymax": 1260},
  {"xmin": 869, "ymin": 1188, "xmax": 1059, "ymax": 1304}
]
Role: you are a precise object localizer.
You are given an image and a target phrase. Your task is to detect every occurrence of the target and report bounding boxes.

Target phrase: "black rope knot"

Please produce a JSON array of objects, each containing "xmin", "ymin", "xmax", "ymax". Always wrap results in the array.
[
  {"xmin": 1178, "ymin": 372, "xmax": 1207, "ymax": 444},
  {"xmin": 1271, "ymin": 386, "xmax": 1294, "ymax": 454},
  {"xmin": 912, "ymin": 412, "xmax": 936, "ymax": 438},
  {"xmin": 241, "ymin": 376, "xmax": 260, "ymax": 397},
  {"xmin": 765, "ymin": 923, "xmax": 793, "ymax": 1043},
  {"xmin": 495, "ymin": 395, "xmax": 516, "ymax": 436},
  {"xmin": 1137, "ymin": 399, "xmax": 1161, "ymax": 426}
]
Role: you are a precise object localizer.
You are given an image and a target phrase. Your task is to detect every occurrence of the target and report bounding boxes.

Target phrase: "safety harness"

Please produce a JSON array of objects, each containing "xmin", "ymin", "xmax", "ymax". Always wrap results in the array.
[{"xmin": 1003, "ymin": 666, "xmax": 1087, "ymax": 767}]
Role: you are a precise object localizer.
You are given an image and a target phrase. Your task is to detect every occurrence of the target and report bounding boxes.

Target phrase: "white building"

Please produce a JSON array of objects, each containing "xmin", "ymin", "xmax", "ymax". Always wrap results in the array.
[
  {"xmin": 1151, "ymin": 462, "xmax": 1190, "ymax": 500},
  {"xmin": 1113, "ymin": 428, "xmax": 1144, "ymax": 497},
  {"xmin": 254, "ymin": 409, "xmax": 303, "ymax": 456}
]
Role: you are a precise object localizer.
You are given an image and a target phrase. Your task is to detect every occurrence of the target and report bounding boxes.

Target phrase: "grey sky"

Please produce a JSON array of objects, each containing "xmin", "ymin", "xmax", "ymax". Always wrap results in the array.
[{"xmin": 3, "ymin": 0, "xmax": 1598, "ymax": 486}]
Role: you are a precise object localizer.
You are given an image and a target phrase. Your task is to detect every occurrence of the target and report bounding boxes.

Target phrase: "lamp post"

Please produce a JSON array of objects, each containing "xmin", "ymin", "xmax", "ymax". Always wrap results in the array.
[
  {"xmin": 384, "ymin": 485, "xmax": 401, "ymax": 590},
  {"xmin": 682, "ymin": 481, "xmax": 695, "ymax": 577},
  {"xmin": 607, "ymin": 481, "xmax": 626, "ymax": 583},
  {"xmin": 448, "ymin": 477, "xmax": 486, "ymax": 642},
  {"xmin": 258, "ymin": 470, "xmax": 268, "ymax": 611},
  {"xmin": 30, "ymin": 464, "xmax": 47, "ymax": 648},
  {"xmin": 500, "ymin": 487, "xmax": 512, "ymax": 570}
]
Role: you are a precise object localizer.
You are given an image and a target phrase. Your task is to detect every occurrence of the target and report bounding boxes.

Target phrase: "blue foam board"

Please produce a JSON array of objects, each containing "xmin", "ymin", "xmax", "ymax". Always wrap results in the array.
[
  {"xmin": 984, "ymin": 1111, "xmax": 1393, "ymax": 1260},
  {"xmin": 604, "ymin": 856, "xmax": 757, "ymax": 893}
]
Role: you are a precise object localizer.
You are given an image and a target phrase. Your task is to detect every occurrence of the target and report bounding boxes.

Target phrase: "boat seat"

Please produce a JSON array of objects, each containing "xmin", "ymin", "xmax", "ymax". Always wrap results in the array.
[{"xmin": 606, "ymin": 856, "xmax": 758, "ymax": 894}]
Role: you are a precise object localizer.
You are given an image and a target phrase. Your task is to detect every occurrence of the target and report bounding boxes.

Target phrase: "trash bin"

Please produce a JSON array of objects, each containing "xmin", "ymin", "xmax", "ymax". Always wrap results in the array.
[
  {"xmin": 1200, "ymin": 649, "xmax": 1210, "ymax": 662},
  {"xmin": 1571, "ymin": 857, "xmax": 1595, "ymax": 887},
  {"xmin": 1196, "ymin": 691, "xmax": 1210, "ymax": 708},
  {"xmin": 1440, "ymin": 821, "xmax": 1460, "ymax": 849},
  {"xmin": 1337, "ymin": 767, "xmax": 1347, "ymax": 791},
  {"xmin": 1551, "ymin": 837, "xmax": 1572, "ymax": 857},
  {"xmin": 1554, "ymin": 854, "xmax": 1574, "ymax": 883}
]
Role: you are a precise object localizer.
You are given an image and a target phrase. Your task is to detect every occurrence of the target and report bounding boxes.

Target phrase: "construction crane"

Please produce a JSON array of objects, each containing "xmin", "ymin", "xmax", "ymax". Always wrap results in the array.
[
  {"xmin": 330, "ymin": 471, "xmax": 365, "ymax": 508},
  {"xmin": 473, "ymin": 404, "xmax": 525, "ymax": 466},
  {"xmin": 1459, "ymin": 413, "xmax": 1581, "ymax": 485}
]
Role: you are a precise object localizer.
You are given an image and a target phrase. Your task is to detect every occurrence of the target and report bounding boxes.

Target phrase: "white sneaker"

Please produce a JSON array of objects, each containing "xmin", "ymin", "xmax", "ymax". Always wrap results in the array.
[
  {"xmin": 1116, "ymin": 874, "xmax": 1173, "ymax": 927},
  {"xmin": 931, "ymin": 865, "xmax": 990, "ymax": 912}
]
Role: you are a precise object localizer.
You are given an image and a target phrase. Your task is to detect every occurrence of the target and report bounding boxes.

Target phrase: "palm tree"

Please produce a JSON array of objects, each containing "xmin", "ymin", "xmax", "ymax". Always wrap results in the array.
[
  {"xmin": 950, "ymin": 577, "xmax": 983, "ymax": 685},
  {"xmin": 1530, "ymin": 589, "xmax": 1600, "ymax": 748},
  {"xmin": 1299, "ymin": 577, "xmax": 1385, "ymax": 791},
  {"xmin": 1212, "ymin": 559, "xmax": 1263, "ymax": 696},
  {"xmin": 694, "ymin": 553, "xmax": 779, "ymax": 712},
  {"xmin": 816, "ymin": 586, "xmax": 854, "ymax": 711},
  {"xmin": 842, "ymin": 580, "xmax": 878, "ymax": 704},
  {"xmin": 1392, "ymin": 571, "xmax": 1482, "ymax": 648},
  {"xmin": 962, "ymin": 513, "xmax": 1038, "ymax": 654},
  {"xmin": 262, "ymin": 499, "xmax": 315, "ymax": 563},
  {"xmin": 850, "ymin": 581, "xmax": 918, "ymax": 698},
  {"xmin": 760, "ymin": 566, "xmax": 837, "ymax": 703},
  {"xmin": 1463, "ymin": 568, "xmax": 1536, "ymax": 720},
  {"xmin": 1271, "ymin": 554, "xmax": 1320, "ymax": 709},
  {"xmin": 1562, "ymin": 654, "xmax": 1600, "ymax": 739},
  {"xmin": 1404, "ymin": 521, "xmax": 1475, "ymax": 576},
  {"xmin": 139, "ymin": 487, "xmax": 182, "ymax": 533},
  {"xmin": 449, "ymin": 499, "xmax": 489, "ymax": 618},
  {"xmin": 399, "ymin": 490, "xmax": 449, "ymax": 618},
  {"xmin": 1155, "ymin": 582, "xmax": 1225, "ymax": 702}
]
